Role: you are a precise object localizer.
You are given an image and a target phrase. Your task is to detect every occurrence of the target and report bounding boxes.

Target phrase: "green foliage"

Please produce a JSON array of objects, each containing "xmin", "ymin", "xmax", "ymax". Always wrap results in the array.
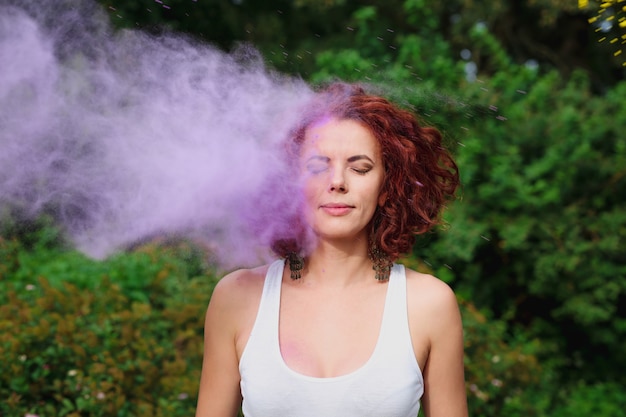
[
  {"xmin": 308, "ymin": 3, "xmax": 462, "ymax": 91},
  {"xmin": 467, "ymin": 23, "xmax": 512, "ymax": 73},
  {"xmin": 0, "ymin": 213, "xmax": 212, "ymax": 302},
  {"xmin": 97, "ymin": 0, "xmax": 624, "ymax": 88},
  {"xmin": 420, "ymin": 64, "xmax": 626, "ymax": 385},
  {"xmin": 0, "ymin": 221, "xmax": 216, "ymax": 416},
  {"xmin": 549, "ymin": 381, "xmax": 626, "ymax": 417},
  {"xmin": 311, "ymin": 49, "xmax": 375, "ymax": 83},
  {"xmin": 461, "ymin": 301, "xmax": 548, "ymax": 417},
  {"xmin": 402, "ymin": 254, "xmax": 549, "ymax": 416}
]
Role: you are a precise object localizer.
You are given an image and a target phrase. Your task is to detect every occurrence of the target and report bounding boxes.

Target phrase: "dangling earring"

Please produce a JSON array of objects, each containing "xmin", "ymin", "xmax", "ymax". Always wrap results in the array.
[
  {"xmin": 369, "ymin": 242, "xmax": 392, "ymax": 281},
  {"xmin": 286, "ymin": 252, "xmax": 304, "ymax": 280},
  {"xmin": 369, "ymin": 211, "xmax": 392, "ymax": 281}
]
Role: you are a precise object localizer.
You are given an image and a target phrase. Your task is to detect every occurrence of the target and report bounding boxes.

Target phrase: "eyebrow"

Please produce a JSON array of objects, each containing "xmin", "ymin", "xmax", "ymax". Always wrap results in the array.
[
  {"xmin": 305, "ymin": 155, "xmax": 375, "ymax": 163},
  {"xmin": 347, "ymin": 155, "xmax": 375, "ymax": 163}
]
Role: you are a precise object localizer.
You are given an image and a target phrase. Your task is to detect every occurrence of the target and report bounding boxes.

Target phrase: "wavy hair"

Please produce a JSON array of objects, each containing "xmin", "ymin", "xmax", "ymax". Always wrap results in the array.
[{"xmin": 272, "ymin": 82, "xmax": 459, "ymax": 262}]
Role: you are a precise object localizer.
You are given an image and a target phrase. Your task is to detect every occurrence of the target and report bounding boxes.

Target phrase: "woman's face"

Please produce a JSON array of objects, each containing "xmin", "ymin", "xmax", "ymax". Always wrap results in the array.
[{"xmin": 299, "ymin": 117, "xmax": 385, "ymax": 243}]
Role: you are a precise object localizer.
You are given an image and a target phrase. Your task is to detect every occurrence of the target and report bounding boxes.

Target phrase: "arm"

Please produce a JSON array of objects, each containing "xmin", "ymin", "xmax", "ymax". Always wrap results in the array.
[
  {"xmin": 195, "ymin": 276, "xmax": 244, "ymax": 417},
  {"xmin": 422, "ymin": 283, "xmax": 467, "ymax": 417},
  {"xmin": 409, "ymin": 274, "xmax": 468, "ymax": 417}
]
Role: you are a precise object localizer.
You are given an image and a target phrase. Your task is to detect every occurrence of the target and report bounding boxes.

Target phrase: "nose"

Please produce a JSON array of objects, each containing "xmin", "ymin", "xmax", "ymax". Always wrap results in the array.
[{"xmin": 328, "ymin": 169, "xmax": 347, "ymax": 193}]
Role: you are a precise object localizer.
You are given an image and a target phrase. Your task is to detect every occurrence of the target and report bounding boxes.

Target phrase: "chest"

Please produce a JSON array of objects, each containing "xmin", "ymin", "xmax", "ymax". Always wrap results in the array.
[{"xmin": 278, "ymin": 284, "xmax": 387, "ymax": 378}]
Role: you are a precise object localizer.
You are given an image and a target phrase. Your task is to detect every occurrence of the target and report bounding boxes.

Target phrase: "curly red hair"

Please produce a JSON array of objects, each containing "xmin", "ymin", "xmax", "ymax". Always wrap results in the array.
[{"xmin": 272, "ymin": 82, "xmax": 459, "ymax": 262}]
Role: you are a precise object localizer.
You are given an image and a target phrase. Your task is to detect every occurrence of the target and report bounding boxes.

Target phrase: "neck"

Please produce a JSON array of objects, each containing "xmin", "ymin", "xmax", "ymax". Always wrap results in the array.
[{"xmin": 299, "ymin": 238, "xmax": 375, "ymax": 287}]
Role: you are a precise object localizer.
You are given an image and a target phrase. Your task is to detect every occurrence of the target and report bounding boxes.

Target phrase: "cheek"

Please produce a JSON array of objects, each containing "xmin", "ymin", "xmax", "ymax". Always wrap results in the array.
[
  {"xmin": 301, "ymin": 176, "xmax": 322, "ymax": 214},
  {"xmin": 301, "ymin": 171, "xmax": 327, "ymax": 197},
  {"xmin": 370, "ymin": 174, "xmax": 386, "ymax": 205},
  {"xmin": 301, "ymin": 187, "xmax": 318, "ymax": 229}
]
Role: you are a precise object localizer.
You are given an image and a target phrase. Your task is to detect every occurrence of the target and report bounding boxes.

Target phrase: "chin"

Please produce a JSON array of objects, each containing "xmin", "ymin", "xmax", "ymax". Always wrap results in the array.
[{"xmin": 313, "ymin": 227, "xmax": 367, "ymax": 242}]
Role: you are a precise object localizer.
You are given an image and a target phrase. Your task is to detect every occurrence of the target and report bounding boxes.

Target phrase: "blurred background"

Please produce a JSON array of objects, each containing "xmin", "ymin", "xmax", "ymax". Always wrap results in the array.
[{"xmin": 1, "ymin": 0, "xmax": 624, "ymax": 416}]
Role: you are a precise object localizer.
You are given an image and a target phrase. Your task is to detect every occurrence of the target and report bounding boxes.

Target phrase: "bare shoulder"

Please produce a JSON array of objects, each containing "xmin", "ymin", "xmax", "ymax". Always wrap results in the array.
[
  {"xmin": 208, "ymin": 264, "xmax": 270, "ymax": 314},
  {"xmin": 404, "ymin": 267, "xmax": 462, "ymax": 325},
  {"xmin": 405, "ymin": 267, "xmax": 458, "ymax": 303},
  {"xmin": 204, "ymin": 263, "xmax": 273, "ymax": 360},
  {"xmin": 212, "ymin": 264, "xmax": 269, "ymax": 299}
]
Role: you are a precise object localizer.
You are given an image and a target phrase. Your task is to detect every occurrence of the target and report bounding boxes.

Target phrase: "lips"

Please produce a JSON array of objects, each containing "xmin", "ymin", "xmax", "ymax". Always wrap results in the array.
[{"xmin": 320, "ymin": 203, "xmax": 354, "ymax": 216}]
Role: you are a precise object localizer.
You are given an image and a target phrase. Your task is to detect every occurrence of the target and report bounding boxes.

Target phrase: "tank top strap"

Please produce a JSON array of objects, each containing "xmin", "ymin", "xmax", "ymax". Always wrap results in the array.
[
  {"xmin": 377, "ymin": 263, "xmax": 412, "ymax": 353},
  {"xmin": 260, "ymin": 259, "xmax": 285, "ymax": 311},
  {"xmin": 243, "ymin": 259, "xmax": 284, "ymax": 357}
]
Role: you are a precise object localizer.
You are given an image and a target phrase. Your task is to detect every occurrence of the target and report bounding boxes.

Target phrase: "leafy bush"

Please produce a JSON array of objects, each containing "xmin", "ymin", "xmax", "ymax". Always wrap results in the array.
[
  {"xmin": 550, "ymin": 381, "xmax": 626, "ymax": 417},
  {"xmin": 0, "ymin": 213, "xmax": 212, "ymax": 299},
  {"xmin": 402, "ymin": 256, "xmax": 548, "ymax": 417},
  {"xmin": 0, "ymin": 220, "xmax": 217, "ymax": 417},
  {"xmin": 461, "ymin": 300, "xmax": 549, "ymax": 417},
  {"xmin": 423, "ymin": 65, "xmax": 626, "ymax": 384}
]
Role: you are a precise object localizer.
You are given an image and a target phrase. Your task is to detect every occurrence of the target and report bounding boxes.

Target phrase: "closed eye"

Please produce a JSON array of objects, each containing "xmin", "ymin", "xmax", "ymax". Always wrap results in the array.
[
  {"xmin": 306, "ymin": 162, "xmax": 329, "ymax": 174},
  {"xmin": 305, "ymin": 155, "xmax": 330, "ymax": 174},
  {"xmin": 352, "ymin": 166, "xmax": 372, "ymax": 175}
]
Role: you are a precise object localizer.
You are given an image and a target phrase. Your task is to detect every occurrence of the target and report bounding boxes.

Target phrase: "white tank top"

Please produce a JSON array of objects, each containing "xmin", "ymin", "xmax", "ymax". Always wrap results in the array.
[{"xmin": 239, "ymin": 260, "xmax": 424, "ymax": 417}]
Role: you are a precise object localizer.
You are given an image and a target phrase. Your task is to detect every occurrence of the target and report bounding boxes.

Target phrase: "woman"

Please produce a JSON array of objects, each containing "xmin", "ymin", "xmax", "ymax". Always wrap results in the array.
[{"xmin": 195, "ymin": 82, "xmax": 467, "ymax": 417}]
